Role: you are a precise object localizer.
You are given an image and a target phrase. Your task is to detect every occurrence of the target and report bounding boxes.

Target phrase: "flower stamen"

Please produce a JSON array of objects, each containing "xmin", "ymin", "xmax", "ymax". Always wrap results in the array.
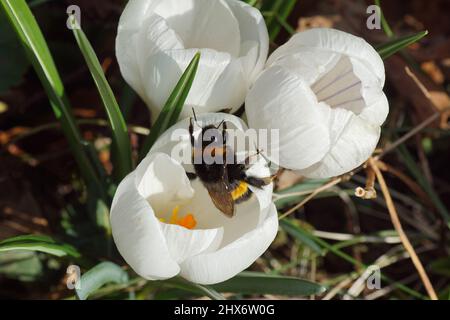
[{"xmin": 161, "ymin": 206, "xmax": 197, "ymax": 230}]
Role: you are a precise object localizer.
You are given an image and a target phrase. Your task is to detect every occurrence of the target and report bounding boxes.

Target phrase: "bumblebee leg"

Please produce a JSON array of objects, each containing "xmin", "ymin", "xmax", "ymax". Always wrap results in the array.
[
  {"xmin": 243, "ymin": 169, "xmax": 280, "ymax": 188},
  {"xmin": 186, "ymin": 172, "xmax": 197, "ymax": 180},
  {"xmin": 243, "ymin": 176, "xmax": 268, "ymax": 189},
  {"xmin": 189, "ymin": 117, "xmax": 195, "ymax": 147},
  {"xmin": 229, "ymin": 180, "xmax": 252, "ymax": 203},
  {"xmin": 222, "ymin": 121, "xmax": 227, "ymax": 144},
  {"xmin": 218, "ymin": 107, "xmax": 232, "ymax": 114}
]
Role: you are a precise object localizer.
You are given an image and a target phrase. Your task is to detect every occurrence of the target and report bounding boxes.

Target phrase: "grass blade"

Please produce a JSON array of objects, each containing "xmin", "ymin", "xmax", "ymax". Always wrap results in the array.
[
  {"xmin": 76, "ymin": 262, "xmax": 129, "ymax": 300},
  {"xmin": 243, "ymin": 0, "xmax": 260, "ymax": 7},
  {"xmin": 69, "ymin": 16, "xmax": 133, "ymax": 181},
  {"xmin": 376, "ymin": 30, "xmax": 428, "ymax": 60},
  {"xmin": 193, "ymin": 283, "xmax": 226, "ymax": 300},
  {"xmin": 280, "ymin": 219, "xmax": 324, "ymax": 255},
  {"xmin": 396, "ymin": 145, "xmax": 450, "ymax": 229},
  {"xmin": 263, "ymin": 0, "xmax": 298, "ymax": 41},
  {"xmin": 0, "ymin": 235, "xmax": 80, "ymax": 258},
  {"xmin": 119, "ymin": 83, "xmax": 137, "ymax": 122},
  {"xmin": 139, "ymin": 52, "xmax": 201, "ymax": 160},
  {"xmin": 0, "ymin": 0, "xmax": 104, "ymax": 196},
  {"xmin": 281, "ymin": 219, "xmax": 428, "ymax": 299},
  {"xmin": 213, "ymin": 271, "xmax": 326, "ymax": 296},
  {"xmin": 374, "ymin": 0, "xmax": 394, "ymax": 38}
]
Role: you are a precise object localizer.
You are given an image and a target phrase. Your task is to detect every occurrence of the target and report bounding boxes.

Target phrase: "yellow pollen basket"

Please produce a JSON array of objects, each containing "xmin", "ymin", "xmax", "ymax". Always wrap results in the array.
[
  {"xmin": 231, "ymin": 181, "xmax": 248, "ymax": 201},
  {"xmin": 159, "ymin": 206, "xmax": 197, "ymax": 230}
]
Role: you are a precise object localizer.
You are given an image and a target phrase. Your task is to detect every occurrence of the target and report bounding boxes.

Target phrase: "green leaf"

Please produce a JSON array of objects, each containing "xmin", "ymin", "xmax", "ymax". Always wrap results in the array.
[
  {"xmin": 163, "ymin": 273, "xmax": 324, "ymax": 298},
  {"xmin": 139, "ymin": 52, "xmax": 201, "ymax": 160},
  {"xmin": 28, "ymin": 0, "xmax": 54, "ymax": 7},
  {"xmin": 376, "ymin": 30, "xmax": 428, "ymax": 60},
  {"xmin": 280, "ymin": 219, "xmax": 324, "ymax": 255},
  {"xmin": 0, "ymin": 9, "xmax": 30, "ymax": 93},
  {"xmin": 70, "ymin": 16, "xmax": 133, "ymax": 181},
  {"xmin": 0, "ymin": 0, "xmax": 105, "ymax": 198},
  {"xmin": 119, "ymin": 83, "xmax": 137, "ymax": 122},
  {"xmin": 0, "ymin": 234, "xmax": 80, "ymax": 258},
  {"xmin": 162, "ymin": 278, "xmax": 226, "ymax": 300},
  {"xmin": 0, "ymin": 250, "xmax": 43, "ymax": 282},
  {"xmin": 0, "ymin": 234, "xmax": 55, "ymax": 245},
  {"xmin": 76, "ymin": 262, "xmax": 129, "ymax": 300},
  {"xmin": 213, "ymin": 272, "xmax": 326, "ymax": 296}
]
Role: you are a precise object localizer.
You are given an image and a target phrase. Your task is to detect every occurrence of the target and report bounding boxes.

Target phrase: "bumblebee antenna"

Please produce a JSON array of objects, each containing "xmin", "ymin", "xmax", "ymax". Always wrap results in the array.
[
  {"xmin": 191, "ymin": 107, "xmax": 202, "ymax": 128},
  {"xmin": 215, "ymin": 120, "xmax": 225, "ymax": 129}
]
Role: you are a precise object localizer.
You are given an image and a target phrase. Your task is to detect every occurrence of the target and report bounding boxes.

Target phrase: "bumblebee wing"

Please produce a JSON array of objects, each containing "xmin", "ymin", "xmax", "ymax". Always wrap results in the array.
[{"xmin": 204, "ymin": 181, "xmax": 235, "ymax": 218}]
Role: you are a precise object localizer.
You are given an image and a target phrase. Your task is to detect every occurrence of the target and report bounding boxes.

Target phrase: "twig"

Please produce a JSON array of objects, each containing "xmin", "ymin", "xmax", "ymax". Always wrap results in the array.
[
  {"xmin": 364, "ymin": 274, "xmax": 418, "ymax": 300},
  {"xmin": 312, "ymin": 230, "xmax": 400, "ymax": 244},
  {"xmin": 355, "ymin": 166, "xmax": 377, "ymax": 199},
  {"xmin": 278, "ymin": 177, "xmax": 343, "ymax": 220},
  {"xmin": 415, "ymin": 133, "xmax": 434, "ymax": 185},
  {"xmin": 375, "ymin": 111, "xmax": 442, "ymax": 160},
  {"xmin": 377, "ymin": 160, "xmax": 433, "ymax": 208},
  {"xmin": 322, "ymin": 275, "xmax": 357, "ymax": 300},
  {"xmin": 369, "ymin": 158, "xmax": 438, "ymax": 300},
  {"xmin": 273, "ymin": 188, "xmax": 321, "ymax": 200},
  {"xmin": 405, "ymin": 66, "xmax": 432, "ymax": 99}
]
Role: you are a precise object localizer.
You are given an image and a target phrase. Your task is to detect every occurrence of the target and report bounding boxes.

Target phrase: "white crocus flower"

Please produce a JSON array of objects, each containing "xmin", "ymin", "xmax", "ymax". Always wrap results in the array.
[
  {"xmin": 246, "ymin": 28, "xmax": 389, "ymax": 178},
  {"xmin": 116, "ymin": 0, "xmax": 269, "ymax": 120},
  {"xmin": 110, "ymin": 113, "xmax": 278, "ymax": 285}
]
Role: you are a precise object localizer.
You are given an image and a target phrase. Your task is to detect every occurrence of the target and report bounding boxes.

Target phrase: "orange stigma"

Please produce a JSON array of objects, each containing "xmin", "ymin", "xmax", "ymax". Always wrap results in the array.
[{"xmin": 160, "ymin": 206, "xmax": 197, "ymax": 230}]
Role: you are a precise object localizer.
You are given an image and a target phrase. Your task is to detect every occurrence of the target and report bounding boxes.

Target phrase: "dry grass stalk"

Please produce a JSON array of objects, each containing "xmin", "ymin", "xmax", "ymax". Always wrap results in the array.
[{"xmin": 368, "ymin": 158, "xmax": 438, "ymax": 300}]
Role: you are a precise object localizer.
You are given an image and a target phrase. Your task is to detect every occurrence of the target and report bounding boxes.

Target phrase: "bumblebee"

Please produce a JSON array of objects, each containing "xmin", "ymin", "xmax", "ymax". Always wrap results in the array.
[{"xmin": 188, "ymin": 112, "xmax": 274, "ymax": 218}]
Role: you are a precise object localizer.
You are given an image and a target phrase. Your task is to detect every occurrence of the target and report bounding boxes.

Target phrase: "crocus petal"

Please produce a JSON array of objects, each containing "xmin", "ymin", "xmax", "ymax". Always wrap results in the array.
[
  {"xmin": 179, "ymin": 203, "xmax": 278, "ymax": 285},
  {"xmin": 297, "ymin": 114, "xmax": 381, "ymax": 178},
  {"xmin": 115, "ymin": 30, "xmax": 144, "ymax": 102},
  {"xmin": 153, "ymin": 0, "xmax": 241, "ymax": 57},
  {"xmin": 350, "ymin": 58, "xmax": 389, "ymax": 126},
  {"xmin": 110, "ymin": 171, "xmax": 180, "ymax": 280},
  {"xmin": 267, "ymin": 28, "xmax": 385, "ymax": 86},
  {"xmin": 116, "ymin": 1, "xmax": 168, "ymax": 103},
  {"xmin": 147, "ymin": 113, "xmax": 273, "ymax": 242},
  {"xmin": 226, "ymin": 0, "xmax": 269, "ymax": 84},
  {"xmin": 112, "ymin": 112, "xmax": 277, "ymax": 284},
  {"xmin": 135, "ymin": 153, "xmax": 194, "ymax": 215},
  {"xmin": 246, "ymin": 66, "xmax": 331, "ymax": 170},
  {"xmin": 142, "ymin": 48, "xmax": 228, "ymax": 118},
  {"xmin": 185, "ymin": 179, "xmax": 264, "ymax": 245},
  {"xmin": 159, "ymin": 223, "xmax": 224, "ymax": 264},
  {"xmin": 116, "ymin": 0, "xmax": 268, "ymax": 118},
  {"xmin": 246, "ymin": 28, "xmax": 389, "ymax": 178},
  {"xmin": 116, "ymin": 0, "xmax": 160, "ymax": 31},
  {"xmin": 360, "ymin": 92, "xmax": 389, "ymax": 127}
]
